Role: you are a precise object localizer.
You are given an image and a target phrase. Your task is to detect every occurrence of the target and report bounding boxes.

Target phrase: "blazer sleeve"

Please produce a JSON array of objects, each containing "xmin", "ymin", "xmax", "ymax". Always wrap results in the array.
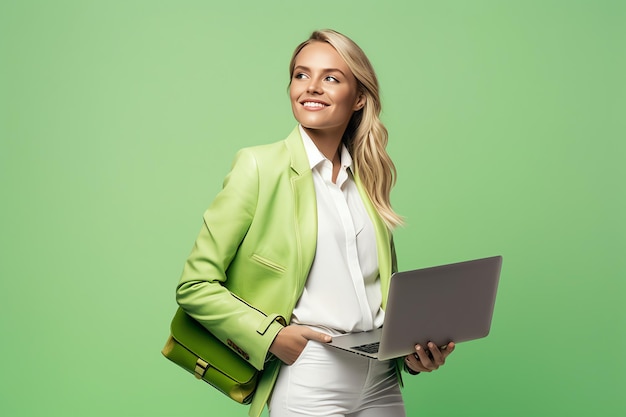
[{"xmin": 176, "ymin": 148, "xmax": 285, "ymax": 370}]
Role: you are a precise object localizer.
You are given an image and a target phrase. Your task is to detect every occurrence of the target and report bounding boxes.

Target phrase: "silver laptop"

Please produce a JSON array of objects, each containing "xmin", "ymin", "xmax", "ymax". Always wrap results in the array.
[{"xmin": 327, "ymin": 255, "xmax": 503, "ymax": 360}]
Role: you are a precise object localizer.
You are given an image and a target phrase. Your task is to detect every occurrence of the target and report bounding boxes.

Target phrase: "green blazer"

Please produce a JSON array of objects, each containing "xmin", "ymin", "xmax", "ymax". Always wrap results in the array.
[{"xmin": 176, "ymin": 127, "xmax": 397, "ymax": 417}]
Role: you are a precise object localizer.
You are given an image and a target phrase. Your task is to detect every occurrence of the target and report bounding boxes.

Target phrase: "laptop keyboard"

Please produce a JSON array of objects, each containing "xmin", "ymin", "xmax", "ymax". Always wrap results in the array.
[{"xmin": 352, "ymin": 342, "xmax": 380, "ymax": 354}]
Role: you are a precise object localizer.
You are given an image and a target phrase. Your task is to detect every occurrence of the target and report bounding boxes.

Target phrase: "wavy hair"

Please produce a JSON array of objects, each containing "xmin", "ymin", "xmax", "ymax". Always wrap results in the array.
[{"xmin": 289, "ymin": 29, "xmax": 403, "ymax": 229}]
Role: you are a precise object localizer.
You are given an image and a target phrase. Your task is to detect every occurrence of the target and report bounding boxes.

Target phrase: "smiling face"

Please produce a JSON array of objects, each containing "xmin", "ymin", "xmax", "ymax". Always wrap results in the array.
[{"xmin": 289, "ymin": 41, "xmax": 365, "ymax": 140}]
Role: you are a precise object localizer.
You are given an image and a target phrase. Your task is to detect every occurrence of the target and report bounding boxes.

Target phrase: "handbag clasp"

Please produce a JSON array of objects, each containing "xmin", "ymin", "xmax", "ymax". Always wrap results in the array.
[{"xmin": 194, "ymin": 358, "xmax": 209, "ymax": 379}]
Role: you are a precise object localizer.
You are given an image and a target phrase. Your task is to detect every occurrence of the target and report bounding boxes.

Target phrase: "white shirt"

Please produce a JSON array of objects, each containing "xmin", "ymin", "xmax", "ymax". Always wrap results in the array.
[{"xmin": 291, "ymin": 126, "xmax": 385, "ymax": 334}]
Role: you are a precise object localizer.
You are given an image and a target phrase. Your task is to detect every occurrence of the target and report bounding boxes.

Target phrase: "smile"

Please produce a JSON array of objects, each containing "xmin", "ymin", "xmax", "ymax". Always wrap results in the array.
[{"xmin": 302, "ymin": 101, "xmax": 328, "ymax": 108}]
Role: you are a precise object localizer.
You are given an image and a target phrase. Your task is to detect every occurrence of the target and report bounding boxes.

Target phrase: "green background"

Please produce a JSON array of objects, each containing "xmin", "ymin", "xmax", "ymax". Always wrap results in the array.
[{"xmin": 1, "ymin": 0, "xmax": 624, "ymax": 416}]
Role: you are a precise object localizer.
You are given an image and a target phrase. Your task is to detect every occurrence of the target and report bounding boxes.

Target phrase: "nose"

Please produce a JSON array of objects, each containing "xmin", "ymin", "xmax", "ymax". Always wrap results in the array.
[{"xmin": 306, "ymin": 78, "xmax": 323, "ymax": 94}]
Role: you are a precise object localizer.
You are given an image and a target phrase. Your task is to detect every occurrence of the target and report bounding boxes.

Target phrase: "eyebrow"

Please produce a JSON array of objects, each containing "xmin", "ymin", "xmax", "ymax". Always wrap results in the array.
[{"xmin": 293, "ymin": 65, "xmax": 347, "ymax": 77}]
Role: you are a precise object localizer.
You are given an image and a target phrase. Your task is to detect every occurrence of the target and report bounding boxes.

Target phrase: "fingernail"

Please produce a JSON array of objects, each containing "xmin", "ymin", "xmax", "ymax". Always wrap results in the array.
[{"xmin": 415, "ymin": 345, "xmax": 421, "ymax": 351}]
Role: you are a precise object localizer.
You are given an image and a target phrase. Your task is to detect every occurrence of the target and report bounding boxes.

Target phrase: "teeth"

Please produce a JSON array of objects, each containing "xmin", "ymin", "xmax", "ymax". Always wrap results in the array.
[{"xmin": 303, "ymin": 102, "xmax": 326, "ymax": 108}]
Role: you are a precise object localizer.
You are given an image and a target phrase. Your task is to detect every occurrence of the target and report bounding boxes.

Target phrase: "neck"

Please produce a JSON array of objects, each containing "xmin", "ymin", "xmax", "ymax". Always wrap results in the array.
[{"xmin": 302, "ymin": 126, "xmax": 343, "ymax": 165}]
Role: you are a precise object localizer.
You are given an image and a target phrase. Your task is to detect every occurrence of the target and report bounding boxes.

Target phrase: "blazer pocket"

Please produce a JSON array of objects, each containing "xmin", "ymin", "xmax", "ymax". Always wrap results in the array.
[{"xmin": 250, "ymin": 253, "xmax": 286, "ymax": 274}]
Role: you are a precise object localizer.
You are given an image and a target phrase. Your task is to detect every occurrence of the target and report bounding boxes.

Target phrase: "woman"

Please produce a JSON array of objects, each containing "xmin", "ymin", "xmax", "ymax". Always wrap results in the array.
[{"xmin": 176, "ymin": 29, "xmax": 455, "ymax": 417}]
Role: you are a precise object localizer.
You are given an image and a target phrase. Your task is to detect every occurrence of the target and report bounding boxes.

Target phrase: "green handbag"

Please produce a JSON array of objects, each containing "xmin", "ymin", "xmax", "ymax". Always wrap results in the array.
[{"xmin": 161, "ymin": 308, "xmax": 259, "ymax": 404}]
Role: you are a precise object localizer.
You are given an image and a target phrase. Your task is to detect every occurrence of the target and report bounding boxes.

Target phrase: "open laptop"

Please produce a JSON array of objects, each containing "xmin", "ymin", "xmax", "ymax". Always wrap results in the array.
[{"xmin": 327, "ymin": 255, "xmax": 503, "ymax": 360}]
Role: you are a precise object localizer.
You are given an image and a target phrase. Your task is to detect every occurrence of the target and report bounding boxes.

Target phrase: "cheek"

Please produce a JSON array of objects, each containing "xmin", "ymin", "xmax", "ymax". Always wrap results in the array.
[
  {"xmin": 335, "ymin": 91, "xmax": 358, "ymax": 113},
  {"xmin": 289, "ymin": 86, "xmax": 303, "ymax": 116},
  {"xmin": 289, "ymin": 84, "xmax": 302, "ymax": 103}
]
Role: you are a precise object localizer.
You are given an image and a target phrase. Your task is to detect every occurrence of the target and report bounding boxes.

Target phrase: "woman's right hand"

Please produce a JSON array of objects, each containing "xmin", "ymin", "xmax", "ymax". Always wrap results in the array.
[{"xmin": 269, "ymin": 325, "xmax": 332, "ymax": 365}]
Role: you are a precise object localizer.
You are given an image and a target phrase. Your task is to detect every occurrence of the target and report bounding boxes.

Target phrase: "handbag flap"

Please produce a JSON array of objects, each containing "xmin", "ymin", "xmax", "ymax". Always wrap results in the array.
[{"xmin": 170, "ymin": 308, "xmax": 257, "ymax": 383}]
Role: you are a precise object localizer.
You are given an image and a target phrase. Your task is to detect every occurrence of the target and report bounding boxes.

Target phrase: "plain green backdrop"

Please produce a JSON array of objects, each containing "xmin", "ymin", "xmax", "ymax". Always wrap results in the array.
[{"xmin": 1, "ymin": 0, "xmax": 624, "ymax": 416}]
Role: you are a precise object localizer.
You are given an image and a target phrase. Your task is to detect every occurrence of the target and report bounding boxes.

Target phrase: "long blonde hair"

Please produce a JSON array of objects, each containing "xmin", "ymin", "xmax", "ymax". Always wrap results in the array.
[{"xmin": 289, "ymin": 29, "xmax": 403, "ymax": 229}]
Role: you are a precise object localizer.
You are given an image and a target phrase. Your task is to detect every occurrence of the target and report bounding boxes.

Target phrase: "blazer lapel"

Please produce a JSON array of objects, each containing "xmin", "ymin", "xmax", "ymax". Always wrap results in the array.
[{"xmin": 285, "ymin": 127, "xmax": 317, "ymax": 293}]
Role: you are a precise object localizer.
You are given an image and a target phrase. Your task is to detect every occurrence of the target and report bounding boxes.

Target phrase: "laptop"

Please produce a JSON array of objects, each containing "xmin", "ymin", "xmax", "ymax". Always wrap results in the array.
[{"xmin": 327, "ymin": 255, "xmax": 503, "ymax": 360}]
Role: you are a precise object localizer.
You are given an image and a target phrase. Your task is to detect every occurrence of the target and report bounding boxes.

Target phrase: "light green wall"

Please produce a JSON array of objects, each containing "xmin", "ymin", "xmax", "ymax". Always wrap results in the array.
[{"xmin": 1, "ymin": 1, "xmax": 624, "ymax": 416}]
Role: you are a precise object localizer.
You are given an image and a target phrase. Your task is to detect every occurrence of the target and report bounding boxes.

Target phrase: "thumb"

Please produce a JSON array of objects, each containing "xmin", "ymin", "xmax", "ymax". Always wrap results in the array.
[{"xmin": 302, "ymin": 328, "xmax": 332, "ymax": 343}]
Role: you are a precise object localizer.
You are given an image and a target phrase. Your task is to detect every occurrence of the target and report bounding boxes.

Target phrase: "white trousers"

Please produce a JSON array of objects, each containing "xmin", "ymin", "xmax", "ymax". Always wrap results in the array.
[{"xmin": 269, "ymin": 341, "xmax": 406, "ymax": 417}]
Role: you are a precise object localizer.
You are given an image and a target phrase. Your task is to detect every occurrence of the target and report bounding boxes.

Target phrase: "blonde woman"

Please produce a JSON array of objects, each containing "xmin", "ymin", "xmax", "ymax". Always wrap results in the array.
[{"xmin": 176, "ymin": 29, "xmax": 455, "ymax": 417}]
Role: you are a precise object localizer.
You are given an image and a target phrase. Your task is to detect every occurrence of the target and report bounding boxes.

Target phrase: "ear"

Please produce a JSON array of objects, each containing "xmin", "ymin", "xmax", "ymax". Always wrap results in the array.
[{"xmin": 353, "ymin": 93, "xmax": 366, "ymax": 111}]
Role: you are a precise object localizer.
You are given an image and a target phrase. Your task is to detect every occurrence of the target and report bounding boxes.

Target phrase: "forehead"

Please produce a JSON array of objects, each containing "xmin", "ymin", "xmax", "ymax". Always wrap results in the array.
[{"xmin": 294, "ymin": 41, "xmax": 351, "ymax": 73}]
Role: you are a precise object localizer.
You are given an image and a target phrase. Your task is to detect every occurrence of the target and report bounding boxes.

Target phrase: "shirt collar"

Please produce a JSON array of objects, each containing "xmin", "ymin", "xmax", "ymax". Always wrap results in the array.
[{"xmin": 299, "ymin": 125, "xmax": 353, "ymax": 172}]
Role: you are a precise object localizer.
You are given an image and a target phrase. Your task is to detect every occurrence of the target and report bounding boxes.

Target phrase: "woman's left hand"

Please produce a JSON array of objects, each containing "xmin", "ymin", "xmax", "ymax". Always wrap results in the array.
[{"xmin": 405, "ymin": 341, "xmax": 455, "ymax": 373}]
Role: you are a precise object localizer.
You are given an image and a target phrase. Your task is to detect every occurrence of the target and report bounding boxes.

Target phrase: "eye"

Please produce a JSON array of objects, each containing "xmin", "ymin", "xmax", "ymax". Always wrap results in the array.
[
  {"xmin": 324, "ymin": 75, "xmax": 339, "ymax": 82},
  {"xmin": 294, "ymin": 73, "xmax": 308, "ymax": 80}
]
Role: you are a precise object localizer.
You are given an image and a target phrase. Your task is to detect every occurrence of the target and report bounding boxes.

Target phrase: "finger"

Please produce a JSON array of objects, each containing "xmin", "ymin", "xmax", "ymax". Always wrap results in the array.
[
  {"xmin": 302, "ymin": 327, "xmax": 332, "ymax": 343},
  {"xmin": 405, "ymin": 353, "xmax": 429, "ymax": 373},
  {"xmin": 427, "ymin": 342, "xmax": 445, "ymax": 365},
  {"xmin": 414, "ymin": 344, "xmax": 437, "ymax": 370},
  {"xmin": 441, "ymin": 342, "xmax": 456, "ymax": 359}
]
